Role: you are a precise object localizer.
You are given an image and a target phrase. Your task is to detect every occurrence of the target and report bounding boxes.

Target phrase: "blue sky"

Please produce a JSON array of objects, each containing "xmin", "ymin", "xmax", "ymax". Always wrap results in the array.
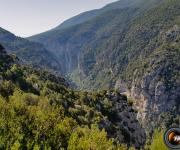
[{"xmin": 0, "ymin": 0, "xmax": 117, "ymax": 37}]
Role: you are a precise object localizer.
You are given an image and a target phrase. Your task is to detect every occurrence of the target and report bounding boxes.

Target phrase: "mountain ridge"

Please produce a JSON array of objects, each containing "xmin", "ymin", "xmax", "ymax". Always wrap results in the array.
[
  {"xmin": 27, "ymin": 0, "xmax": 180, "ymax": 125},
  {"xmin": 28, "ymin": 0, "xmax": 163, "ymax": 42},
  {"xmin": 0, "ymin": 27, "xmax": 62, "ymax": 73}
]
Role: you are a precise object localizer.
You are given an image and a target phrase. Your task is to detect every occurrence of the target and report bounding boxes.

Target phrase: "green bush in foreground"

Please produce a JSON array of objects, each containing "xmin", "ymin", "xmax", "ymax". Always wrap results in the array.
[{"xmin": 145, "ymin": 129, "xmax": 168, "ymax": 150}]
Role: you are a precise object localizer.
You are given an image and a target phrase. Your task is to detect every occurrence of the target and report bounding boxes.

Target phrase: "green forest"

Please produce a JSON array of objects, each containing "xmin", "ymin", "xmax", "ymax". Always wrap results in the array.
[
  {"xmin": 0, "ymin": 0, "xmax": 179, "ymax": 149},
  {"xmin": 0, "ymin": 45, "xmax": 169, "ymax": 150}
]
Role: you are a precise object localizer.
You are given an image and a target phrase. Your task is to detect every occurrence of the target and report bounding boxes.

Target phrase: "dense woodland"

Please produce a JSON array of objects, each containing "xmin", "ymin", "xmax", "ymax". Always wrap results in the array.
[{"xmin": 0, "ymin": 45, "xmax": 170, "ymax": 149}]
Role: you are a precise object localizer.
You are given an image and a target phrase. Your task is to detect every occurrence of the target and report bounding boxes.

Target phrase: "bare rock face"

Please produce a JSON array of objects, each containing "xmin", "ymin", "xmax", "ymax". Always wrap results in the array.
[
  {"xmin": 115, "ymin": 25, "xmax": 180, "ymax": 125},
  {"xmin": 98, "ymin": 91, "xmax": 146, "ymax": 149},
  {"xmin": 115, "ymin": 67, "xmax": 179, "ymax": 125},
  {"xmin": 115, "ymin": 79, "xmax": 177, "ymax": 125}
]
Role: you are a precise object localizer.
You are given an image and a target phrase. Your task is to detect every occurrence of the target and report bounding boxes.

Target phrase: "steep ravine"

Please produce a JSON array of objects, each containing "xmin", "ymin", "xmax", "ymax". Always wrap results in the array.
[
  {"xmin": 0, "ymin": 44, "xmax": 147, "ymax": 149},
  {"xmin": 27, "ymin": 0, "xmax": 180, "ymax": 129}
]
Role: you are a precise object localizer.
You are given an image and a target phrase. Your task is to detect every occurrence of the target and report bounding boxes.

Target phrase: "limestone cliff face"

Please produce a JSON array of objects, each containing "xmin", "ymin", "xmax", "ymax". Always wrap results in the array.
[
  {"xmin": 116, "ymin": 57, "xmax": 179, "ymax": 125},
  {"xmin": 115, "ymin": 25, "xmax": 180, "ymax": 124},
  {"xmin": 115, "ymin": 74, "xmax": 179, "ymax": 124},
  {"xmin": 117, "ymin": 76, "xmax": 177, "ymax": 124}
]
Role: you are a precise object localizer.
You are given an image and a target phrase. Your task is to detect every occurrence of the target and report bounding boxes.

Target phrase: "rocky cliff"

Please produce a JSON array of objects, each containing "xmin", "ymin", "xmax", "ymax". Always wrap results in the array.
[{"xmin": 115, "ymin": 25, "xmax": 180, "ymax": 124}]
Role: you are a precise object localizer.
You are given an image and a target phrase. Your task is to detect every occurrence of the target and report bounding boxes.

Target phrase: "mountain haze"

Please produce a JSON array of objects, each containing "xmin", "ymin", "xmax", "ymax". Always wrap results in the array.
[{"xmin": 0, "ymin": 27, "xmax": 62, "ymax": 72}]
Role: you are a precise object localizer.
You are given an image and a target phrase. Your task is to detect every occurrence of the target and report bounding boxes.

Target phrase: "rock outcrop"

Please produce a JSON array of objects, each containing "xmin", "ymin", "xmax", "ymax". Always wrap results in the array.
[
  {"xmin": 114, "ymin": 25, "xmax": 180, "ymax": 125},
  {"xmin": 98, "ymin": 91, "xmax": 146, "ymax": 148}
]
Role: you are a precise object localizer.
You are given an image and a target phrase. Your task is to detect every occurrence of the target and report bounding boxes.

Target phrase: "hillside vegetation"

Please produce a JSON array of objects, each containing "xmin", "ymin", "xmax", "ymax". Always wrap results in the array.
[
  {"xmin": 0, "ymin": 44, "xmax": 148, "ymax": 149},
  {"xmin": 28, "ymin": 0, "xmax": 163, "ymax": 75},
  {"xmin": 28, "ymin": 0, "xmax": 180, "ymax": 125},
  {"xmin": 0, "ymin": 0, "xmax": 179, "ymax": 149},
  {"xmin": 0, "ymin": 28, "xmax": 62, "ymax": 72}
]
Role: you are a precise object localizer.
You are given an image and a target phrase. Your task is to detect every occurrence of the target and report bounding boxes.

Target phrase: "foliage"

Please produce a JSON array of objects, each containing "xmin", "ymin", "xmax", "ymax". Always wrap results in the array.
[
  {"xmin": 0, "ymin": 27, "xmax": 62, "ymax": 72},
  {"xmin": 145, "ymin": 129, "xmax": 168, "ymax": 150},
  {"xmin": 68, "ymin": 125, "xmax": 115, "ymax": 150},
  {"xmin": 0, "ymin": 45, "xmax": 140, "ymax": 149}
]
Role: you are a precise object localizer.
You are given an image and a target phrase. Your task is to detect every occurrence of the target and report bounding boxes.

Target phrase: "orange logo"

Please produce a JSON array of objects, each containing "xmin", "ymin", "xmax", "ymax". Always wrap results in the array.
[{"xmin": 164, "ymin": 128, "xmax": 180, "ymax": 149}]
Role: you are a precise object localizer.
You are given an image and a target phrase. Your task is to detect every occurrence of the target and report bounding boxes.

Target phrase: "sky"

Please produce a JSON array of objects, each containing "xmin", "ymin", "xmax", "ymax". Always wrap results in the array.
[{"xmin": 0, "ymin": 0, "xmax": 117, "ymax": 37}]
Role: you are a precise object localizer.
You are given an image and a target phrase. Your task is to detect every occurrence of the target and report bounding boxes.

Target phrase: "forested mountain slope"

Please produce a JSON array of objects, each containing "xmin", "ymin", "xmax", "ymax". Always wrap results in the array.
[
  {"xmin": 0, "ymin": 44, "xmax": 147, "ymax": 149},
  {"xmin": 29, "ymin": 0, "xmax": 162, "ymax": 42},
  {"xmin": 0, "ymin": 0, "xmax": 179, "ymax": 149},
  {"xmin": 28, "ymin": 0, "xmax": 164, "ymax": 74},
  {"xmin": 28, "ymin": 0, "xmax": 180, "ymax": 123},
  {"xmin": 0, "ymin": 27, "xmax": 62, "ymax": 72}
]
